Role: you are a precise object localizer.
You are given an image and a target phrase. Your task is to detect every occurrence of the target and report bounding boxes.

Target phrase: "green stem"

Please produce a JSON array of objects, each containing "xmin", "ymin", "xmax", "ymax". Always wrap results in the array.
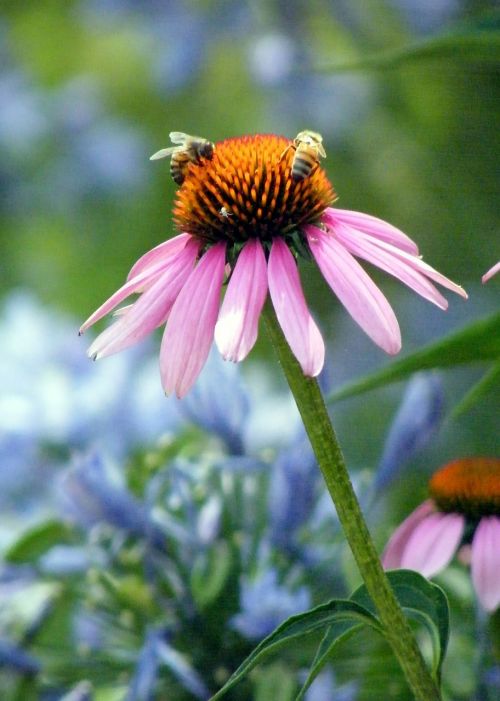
[{"xmin": 263, "ymin": 304, "xmax": 441, "ymax": 701}]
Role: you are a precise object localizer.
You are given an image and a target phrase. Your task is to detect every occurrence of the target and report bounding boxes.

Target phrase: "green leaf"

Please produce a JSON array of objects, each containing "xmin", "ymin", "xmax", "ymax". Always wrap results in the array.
[
  {"xmin": 351, "ymin": 570, "xmax": 450, "ymax": 680},
  {"xmin": 451, "ymin": 360, "xmax": 500, "ymax": 418},
  {"xmin": 190, "ymin": 541, "xmax": 233, "ymax": 609},
  {"xmin": 314, "ymin": 14, "xmax": 500, "ymax": 72},
  {"xmin": 209, "ymin": 599, "xmax": 380, "ymax": 700},
  {"xmin": 326, "ymin": 312, "xmax": 500, "ymax": 404},
  {"xmin": 254, "ymin": 663, "xmax": 296, "ymax": 701},
  {"xmin": 4, "ymin": 520, "xmax": 75, "ymax": 564},
  {"xmin": 295, "ymin": 621, "xmax": 364, "ymax": 700}
]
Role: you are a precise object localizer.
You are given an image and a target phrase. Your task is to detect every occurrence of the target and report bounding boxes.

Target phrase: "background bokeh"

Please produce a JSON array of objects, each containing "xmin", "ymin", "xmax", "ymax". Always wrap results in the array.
[{"xmin": 1, "ymin": 1, "xmax": 499, "ymax": 700}]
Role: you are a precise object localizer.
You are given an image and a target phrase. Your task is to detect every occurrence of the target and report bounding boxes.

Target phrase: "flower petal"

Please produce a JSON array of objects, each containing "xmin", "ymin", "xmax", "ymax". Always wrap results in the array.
[
  {"xmin": 80, "ymin": 268, "xmax": 163, "ymax": 334},
  {"xmin": 352, "ymin": 230, "xmax": 467, "ymax": 299},
  {"xmin": 333, "ymin": 222, "xmax": 449, "ymax": 309},
  {"xmin": 482, "ymin": 261, "xmax": 500, "ymax": 284},
  {"xmin": 382, "ymin": 500, "xmax": 436, "ymax": 570},
  {"xmin": 215, "ymin": 239, "xmax": 268, "ymax": 362},
  {"xmin": 400, "ymin": 511, "xmax": 465, "ymax": 578},
  {"xmin": 160, "ymin": 242, "xmax": 226, "ymax": 398},
  {"xmin": 88, "ymin": 239, "xmax": 200, "ymax": 358},
  {"xmin": 471, "ymin": 516, "xmax": 500, "ymax": 611},
  {"xmin": 306, "ymin": 227, "xmax": 401, "ymax": 355},
  {"xmin": 324, "ymin": 208, "xmax": 419, "ymax": 255},
  {"xmin": 268, "ymin": 238, "xmax": 325, "ymax": 377},
  {"xmin": 126, "ymin": 232, "xmax": 191, "ymax": 281},
  {"xmin": 80, "ymin": 234, "xmax": 196, "ymax": 334}
]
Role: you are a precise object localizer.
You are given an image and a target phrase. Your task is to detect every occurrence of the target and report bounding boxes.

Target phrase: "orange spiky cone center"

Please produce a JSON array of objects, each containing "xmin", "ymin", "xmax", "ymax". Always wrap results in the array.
[
  {"xmin": 429, "ymin": 458, "xmax": 500, "ymax": 518},
  {"xmin": 173, "ymin": 134, "xmax": 336, "ymax": 246}
]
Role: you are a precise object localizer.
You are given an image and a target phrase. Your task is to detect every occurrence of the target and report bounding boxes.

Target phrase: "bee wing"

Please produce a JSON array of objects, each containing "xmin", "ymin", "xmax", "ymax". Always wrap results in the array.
[
  {"xmin": 149, "ymin": 146, "xmax": 179, "ymax": 161},
  {"xmin": 318, "ymin": 144, "xmax": 327, "ymax": 158},
  {"xmin": 169, "ymin": 131, "xmax": 191, "ymax": 144}
]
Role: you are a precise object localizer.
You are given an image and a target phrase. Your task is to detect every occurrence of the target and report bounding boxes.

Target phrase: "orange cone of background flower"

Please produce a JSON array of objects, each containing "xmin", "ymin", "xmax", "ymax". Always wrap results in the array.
[
  {"xmin": 81, "ymin": 134, "xmax": 467, "ymax": 397},
  {"xmin": 383, "ymin": 458, "xmax": 500, "ymax": 611}
]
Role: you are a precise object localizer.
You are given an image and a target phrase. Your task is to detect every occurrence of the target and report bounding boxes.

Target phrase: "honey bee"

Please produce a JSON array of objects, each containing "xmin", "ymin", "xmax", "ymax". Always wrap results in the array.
[
  {"xmin": 150, "ymin": 131, "xmax": 214, "ymax": 185},
  {"xmin": 282, "ymin": 130, "xmax": 326, "ymax": 181}
]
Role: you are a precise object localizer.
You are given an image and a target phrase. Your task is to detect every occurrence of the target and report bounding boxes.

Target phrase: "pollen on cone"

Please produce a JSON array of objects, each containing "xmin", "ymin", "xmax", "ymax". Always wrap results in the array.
[{"xmin": 429, "ymin": 458, "xmax": 500, "ymax": 518}]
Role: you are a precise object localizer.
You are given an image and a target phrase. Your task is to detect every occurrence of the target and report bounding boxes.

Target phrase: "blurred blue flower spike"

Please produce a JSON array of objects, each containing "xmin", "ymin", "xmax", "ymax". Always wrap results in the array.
[
  {"xmin": 151, "ymin": 10, "xmax": 207, "ymax": 94},
  {"xmin": 59, "ymin": 454, "xmax": 163, "ymax": 548},
  {"xmin": 196, "ymin": 495, "xmax": 222, "ymax": 546},
  {"xmin": 304, "ymin": 669, "xmax": 358, "ymax": 701},
  {"xmin": 126, "ymin": 628, "xmax": 160, "ymax": 701},
  {"xmin": 59, "ymin": 681, "xmax": 93, "ymax": 701},
  {"xmin": 0, "ymin": 291, "xmax": 180, "ymax": 459},
  {"xmin": 155, "ymin": 638, "xmax": 210, "ymax": 700},
  {"xmin": 373, "ymin": 372, "xmax": 444, "ymax": 494},
  {"xmin": 39, "ymin": 545, "xmax": 92, "ymax": 576},
  {"xmin": 0, "ymin": 639, "xmax": 40, "ymax": 676},
  {"xmin": 268, "ymin": 433, "xmax": 319, "ymax": 551},
  {"xmin": 248, "ymin": 32, "xmax": 296, "ymax": 87},
  {"xmin": 231, "ymin": 567, "xmax": 311, "ymax": 641},
  {"xmin": 0, "ymin": 70, "xmax": 49, "ymax": 158},
  {"xmin": 177, "ymin": 350, "xmax": 250, "ymax": 454}
]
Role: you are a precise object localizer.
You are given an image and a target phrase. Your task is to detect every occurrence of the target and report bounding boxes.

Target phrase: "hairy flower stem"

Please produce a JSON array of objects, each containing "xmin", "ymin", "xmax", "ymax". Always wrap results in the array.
[{"xmin": 264, "ymin": 303, "xmax": 441, "ymax": 701}]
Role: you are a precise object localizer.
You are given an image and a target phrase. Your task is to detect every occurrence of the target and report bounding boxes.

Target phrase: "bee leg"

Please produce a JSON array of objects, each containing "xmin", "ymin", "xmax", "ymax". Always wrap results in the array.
[{"xmin": 278, "ymin": 143, "xmax": 293, "ymax": 163}]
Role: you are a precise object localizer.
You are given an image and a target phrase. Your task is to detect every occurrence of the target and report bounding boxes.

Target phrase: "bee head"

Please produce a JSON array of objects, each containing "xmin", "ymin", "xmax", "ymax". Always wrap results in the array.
[
  {"xmin": 199, "ymin": 141, "xmax": 215, "ymax": 159},
  {"xmin": 295, "ymin": 130, "xmax": 323, "ymax": 146}
]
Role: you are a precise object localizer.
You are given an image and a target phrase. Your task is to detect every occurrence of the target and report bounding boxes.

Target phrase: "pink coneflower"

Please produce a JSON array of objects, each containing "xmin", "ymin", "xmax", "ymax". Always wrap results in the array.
[
  {"xmin": 482, "ymin": 261, "xmax": 500, "ymax": 283},
  {"xmin": 81, "ymin": 134, "xmax": 467, "ymax": 397},
  {"xmin": 383, "ymin": 458, "xmax": 500, "ymax": 612}
]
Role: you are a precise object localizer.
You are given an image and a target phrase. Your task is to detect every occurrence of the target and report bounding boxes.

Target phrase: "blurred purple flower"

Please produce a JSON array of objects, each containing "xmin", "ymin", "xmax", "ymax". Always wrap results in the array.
[
  {"xmin": 373, "ymin": 372, "xmax": 444, "ymax": 493},
  {"xmin": 60, "ymin": 681, "xmax": 93, "ymax": 701},
  {"xmin": 0, "ymin": 291, "xmax": 181, "ymax": 459},
  {"xmin": 151, "ymin": 10, "xmax": 207, "ymax": 94},
  {"xmin": 177, "ymin": 350, "xmax": 250, "ymax": 454},
  {"xmin": 388, "ymin": 0, "xmax": 460, "ymax": 34},
  {"xmin": 59, "ymin": 454, "xmax": 164, "ymax": 549},
  {"xmin": 126, "ymin": 628, "xmax": 161, "ymax": 701},
  {"xmin": 0, "ymin": 639, "xmax": 40, "ymax": 675},
  {"xmin": 248, "ymin": 33, "xmax": 296, "ymax": 86},
  {"xmin": 268, "ymin": 433, "xmax": 319, "ymax": 551},
  {"xmin": 304, "ymin": 669, "xmax": 358, "ymax": 701},
  {"xmin": 155, "ymin": 639, "xmax": 209, "ymax": 700},
  {"xmin": 231, "ymin": 567, "xmax": 311, "ymax": 640},
  {"xmin": 73, "ymin": 611, "xmax": 105, "ymax": 652},
  {"xmin": 196, "ymin": 495, "xmax": 222, "ymax": 546},
  {"xmin": 0, "ymin": 70, "xmax": 49, "ymax": 157},
  {"xmin": 39, "ymin": 546, "xmax": 93, "ymax": 576}
]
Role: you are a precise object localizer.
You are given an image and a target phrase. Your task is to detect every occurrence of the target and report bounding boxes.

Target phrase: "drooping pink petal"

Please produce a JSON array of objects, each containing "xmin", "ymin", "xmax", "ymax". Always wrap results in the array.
[
  {"xmin": 382, "ymin": 500, "xmax": 436, "ymax": 570},
  {"xmin": 160, "ymin": 242, "xmax": 226, "ymax": 398},
  {"xmin": 80, "ymin": 267, "xmax": 163, "ymax": 334},
  {"xmin": 80, "ymin": 235, "xmax": 198, "ymax": 334},
  {"xmin": 127, "ymin": 232, "xmax": 192, "ymax": 281},
  {"xmin": 356, "ymin": 233, "xmax": 467, "ymax": 299},
  {"xmin": 323, "ymin": 208, "xmax": 419, "ymax": 255},
  {"xmin": 471, "ymin": 516, "xmax": 500, "ymax": 611},
  {"xmin": 268, "ymin": 238, "xmax": 325, "ymax": 377},
  {"xmin": 400, "ymin": 510, "xmax": 465, "ymax": 578},
  {"xmin": 215, "ymin": 239, "xmax": 268, "ymax": 362},
  {"xmin": 482, "ymin": 261, "xmax": 500, "ymax": 284},
  {"xmin": 87, "ymin": 238, "xmax": 200, "ymax": 358},
  {"xmin": 306, "ymin": 227, "xmax": 401, "ymax": 355},
  {"xmin": 332, "ymin": 222, "xmax": 449, "ymax": 309}
]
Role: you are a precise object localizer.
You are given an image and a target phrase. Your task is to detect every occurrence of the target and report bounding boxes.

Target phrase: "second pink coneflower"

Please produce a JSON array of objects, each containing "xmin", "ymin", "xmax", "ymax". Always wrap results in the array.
[{"xmin": 383, "ymin": 458, "xmax": 500, "ymax": 612}]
